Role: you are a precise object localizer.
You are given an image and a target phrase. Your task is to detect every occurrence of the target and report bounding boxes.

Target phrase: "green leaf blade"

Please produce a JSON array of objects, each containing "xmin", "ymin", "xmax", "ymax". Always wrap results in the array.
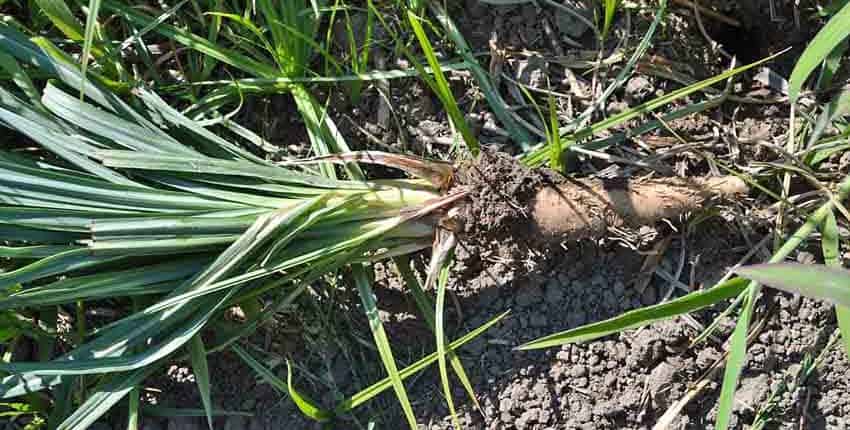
[
  {"xmin": 335, "ymin": 310, "xmax": 508, "ymax": 413},
  {"xmin": 788, "ymin": 1, "xmax": 850, "ymax": 102},
  {"xmin": 715, "ymin": 284, "xmax": 758, "ymax": 430},
  {"xmin": 188, "ymin": 336, "xmax": 214, "ymax": 430},
  {"xmin": 352, "ymin": 265, "xmax": 417, "ymax": 429},
  {"xmin": 435, "ymin": 258, "xmax": 460, "ymax": 429},
  {"xmin": 79, "ymin": 0, "xmax": 102, "ymax": 100},
  {"xmin": 736, "ymin": 263, "xmax": 850, "ymax": 307},
  {"xmin": 821, "ymin": 210, "xmax": 850, "ymax": 359},
  {"xmin": 519, "ymin": 278, "xmax": 749, "ymax": 350}
]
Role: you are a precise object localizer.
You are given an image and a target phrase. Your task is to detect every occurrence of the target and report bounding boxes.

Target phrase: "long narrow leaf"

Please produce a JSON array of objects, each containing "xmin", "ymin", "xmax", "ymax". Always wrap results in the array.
[
  {"xmin": 518, "ymin": 277, "xmax": 749, "ymax": 349},
  {"xmin": 736, "ymin": 263, "xmax": 850, "ymax": 307},
  {"xmin": 788, "ymin": 1, "xmax": 850, "ymax": 101},
  {"xmin": 821, "ymin": 211, "xmax": 850, "ymax": 357},
  {"xmin": 102, "ymin": 0, "xmax": 279, "ymax": 78},
  {"xmin": 523, "ymin": 50, "xmax": 786, "ymax": 166},
  {"xmin": 0, "ymin": 258, "xmax": 206, "ymax": 309},
  {"xmin": 56, "ymin": 367, "xmax": 153, "ymax": 430},
  {"xmin": 0, "ymin": 51, "xmax": 42, "ymax": 107},
  {"xmin": 335, "ymin": 310, "xmax": 508, "ymax": 413},
  {"xmin": 435, "ymin": 255, "xmax": 460, "ymax": 429},
  {"xmin": 394, "ymin": 257, "xmax": 481, "ymax": 411},
  {"xmin": 352, "ymin": 265, "xmax": 417, "ymax": 429},
  {"xmin": 188, "ymin": 336, "xmax": 214, "ymax": 430},
  {"xmin": 79, "ymin": 0, "xmax": 102, "ymax": 99},
  {"xmin": 34, "ymin": 0, "xmax": 84, "ymax": 40},
  {"xmin": 405, "ymin": 9, "xmax": 478, "ymax": 154},
  {"xmin": 231, "ymin": 345, "xmax": 332, "ymax": 421},
  {"xmin": 95, "ymin": 150, "xmax": 364, "ymax": 189},
  {"xmin": 0, "ymin": 23, "xmax": 131, "ymax": 111},
  {"xmin": 286, "ymin": 361, "xmax": 332, "ymax": 421},
  {"xmin": 428, "ymin": 2, "xmax": 532, "ymax": 149}
]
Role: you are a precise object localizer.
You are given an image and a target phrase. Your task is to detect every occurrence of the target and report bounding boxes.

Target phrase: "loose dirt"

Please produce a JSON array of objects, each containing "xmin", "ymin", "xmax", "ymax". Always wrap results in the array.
[{"xmin": 452, "ymin": 150, "xmax": 545, "ymax": 255}]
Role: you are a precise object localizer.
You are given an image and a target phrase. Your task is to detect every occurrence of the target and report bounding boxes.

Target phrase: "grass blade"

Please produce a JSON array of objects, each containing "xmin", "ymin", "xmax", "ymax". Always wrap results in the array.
[
  {"xmin": 140, "ymin": 406, "xmax": 251, "ymax": 418},
  {"xmin": 601, "ymin": 0, "xmax": 621, "ymax": 41},
  {"xmin": 518, "ymin": 277, "xmax": 749, "ymax": 349},
  {"xmin": 0, "ymin": 295, "xmax": 228, "ymax": 377},
  {"xmin": 0, "ymin": 90, "xmax": 135, "ymax": 185},
  {"xmin": 428, "ymin": 2, "xmax": 533, "ymax": 149},
  {"xmin": 405, "ymin": 8, "xmax": 478, "ymax": 155},
  {"xmin": 291, "ymin": 84, "xmax": 364, "ymax": 180},
  {"xmin": 41, "ymin": 83, "xmax": 196, "ymax": 156},
  {"xmin": 0, "ymin": 259, "xmax": 204, "ymax": 309},
  {"xmin": 103, "ymin": 0, "xmax": 279, "ymax": 78},
  {"xmin": 822, "ymin": 211, "xmax": 840, "ymax": 269},
  {"xmin": 188, "ymin": 335, "xmax": 213, "ymax": 430},
  {"xmin": 716, "ymin": 173, "xmax": 850, "ymax": 430},
  {"xmin": 715, "ymin": 287, "xmax": 757, "ymax": 430},
  {"xmin": 95, "ymin": 150, "xmax": 361, "ymax": 189},
  {"xmin": 118, "ymin": 0, "xmax": 189, "ymax": 51},
  {"xmin": 434, "ymin": 254, "xmax": 460, "ymax": 429},
  {"xmin": 523, "ymin": 49, "xmax": 784, "ymax": 166},
  {"xmin": 808, "ymin": 87, "xmax": 850, "ymax": 164},
  {"xmin": 394, "ymin": 257, "xmax": 482, "ymax": 412},
  {"xmin": 0, "ymin": 249, "xmax": 123, "ymax": 289},
  {"xmin": 79, "ymin": 0, "xmax": 102, "ymax": 100},
  {"xmin": 127, "ymin": 385, "xmax": 140, "ymax": 430},
  {"xmin": 175, "ymin": 61, "xmax": 469, "ymax": 91},
  {"xmin": 133, "ymin": 88, "xmax": 270, "ymax": 164},
  {"xmin": 0, "ymin": 22, "xmax": 127, "ymax": 105},
  {"xmin": 788, "ymin": 1, "xmax": 850, "ymax": 102},
  {"xmin": 820, "ymin": 211, "xmax": 850, "ymax": 357},
  {"xmin": 56, "ymin": 367, "xmax": 153, "ymax": 430},
  {"xmin": 335, "ymin": 310, "xmax": 508, "ymax": 413},
  {"xmin": 566, "ymin": 0, "xmax": 666, "ymax": 132},
  {"xmin": 286, "ymin": 360, "xmax": 331, "ymax": 422},
  {"xmin": 34, "ymin": 0, "xmax": 84, "ymax": 40},
  {"xmin": 230, "ymin": 344, "xmax": 285, "ymax": 392},
  {"xmin": 838, "ymin": 303, "xmax": 850, "ymax": 358},
  {"xmin": 815, "ymin": 38, "xmax": 848, "ymax": 91},
  {"xmin": 0, "ymin": 51, "xmax": 42, "ymax": 107},
  {"xmin": 231, "ymin": 344, "xmax": 332, "ymax": 421},
  {"xmin": 735, "ymin": 263, "xmax": 850, "ymax": 307},
  {"xmin": 352, "ymin": 265, "xmax": 417, "ymax": 429},
  {"xmin": 547, "ymin": 92, "xmax": 564, "ymax": 172}
]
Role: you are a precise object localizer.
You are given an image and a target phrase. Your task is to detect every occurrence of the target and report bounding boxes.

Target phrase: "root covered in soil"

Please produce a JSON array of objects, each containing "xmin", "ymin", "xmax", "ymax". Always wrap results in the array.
[{"xmin": 453, "ymin": 151, "xmax": 747, "ymax": 247}]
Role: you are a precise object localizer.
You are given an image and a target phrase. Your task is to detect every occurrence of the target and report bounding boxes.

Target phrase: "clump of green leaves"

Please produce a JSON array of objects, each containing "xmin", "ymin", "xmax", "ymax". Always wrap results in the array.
[{"xmin": 0, "ymin": 21, "xmax": 503, "ymax": 429}]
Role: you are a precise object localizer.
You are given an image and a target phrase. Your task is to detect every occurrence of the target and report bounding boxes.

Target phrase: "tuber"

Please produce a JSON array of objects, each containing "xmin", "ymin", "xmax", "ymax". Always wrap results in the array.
[
  {"xmin": 453, "ymin": 151, "xmax": 747, "ymax": 245},
  {"xmin": 529, "ymin": 176, "xmax": 747, "ymax": 241}
]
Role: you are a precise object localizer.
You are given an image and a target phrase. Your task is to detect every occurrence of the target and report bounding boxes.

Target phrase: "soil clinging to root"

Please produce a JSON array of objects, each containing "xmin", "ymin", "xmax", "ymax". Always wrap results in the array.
[
  {"xmin": 453, "ymin": 151, "xmax": 747, "ymax": 251},
  {"xmin": 453, "ymin": 150, "xmax": 546, "ymax": 252}
]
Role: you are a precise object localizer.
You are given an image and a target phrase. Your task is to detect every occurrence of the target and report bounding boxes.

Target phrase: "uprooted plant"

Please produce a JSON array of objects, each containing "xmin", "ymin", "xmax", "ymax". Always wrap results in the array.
[
  {"xmin": 0, "ymin": 14, "xmax": 771, "ymax": 427},
  {"xmin": 11, "ymin": 0, "xmax": 848, "ymax": 425}
]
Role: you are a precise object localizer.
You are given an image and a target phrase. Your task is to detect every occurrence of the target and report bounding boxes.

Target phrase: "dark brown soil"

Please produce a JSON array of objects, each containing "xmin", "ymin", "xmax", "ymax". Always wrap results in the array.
[
  {"xmin": 452, "ymin": 150, "xmax": 545, "ymax": 254},
  {"xmin": 145, "ymin": 228, "xmax": 850, "ymax": 430}
]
